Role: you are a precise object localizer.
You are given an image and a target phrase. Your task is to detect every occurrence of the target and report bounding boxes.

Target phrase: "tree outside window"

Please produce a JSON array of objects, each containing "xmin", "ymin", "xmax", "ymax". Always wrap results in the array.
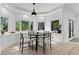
[
  {"xmin": 16, "ymin": 20, "xmax": 33, "ymax": 31},
  {"xmin": 1, "ymin": 17, "xmax": 8, "ymax": 33},
  {"xmin": 30, "ymin": 22, "xmax": 33, "ymax": 30},
  {"xmin": 0, "ymin": 19, "xmax": 1, "ymax": 33},
  {"xmin": 21, "ymin": 21, "xmax": 29, "ymax": 31},
  {"xmin": 51, "ymin": 20, "xmax": 60, "ymax": 31},
  {"xmin": 16, "ymin": 21, "xmax": 20, "ymax": 31}
]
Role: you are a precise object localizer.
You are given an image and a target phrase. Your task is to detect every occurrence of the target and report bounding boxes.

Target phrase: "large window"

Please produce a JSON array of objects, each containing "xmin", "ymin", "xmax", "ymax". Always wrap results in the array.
[
  {"xmin": 21, "ymin": 21, "xmax": 29, "ymax": 31},
  {"xmin": 1, "ymin": 17, "xmax": 8, "ymax": 32},
  {"xmin": 51, "ymin": 20, "xmax": 59, "ymax": 31},
  {"xmin": 15, "ymin": 20, "xmax": 33, "ymax": 31},
  {"xmin": 38, "ymin": 22, "xmax": 45, "ymax": 30},
  {"xmin": 16, "ymin": 21, "xmax": 20, "ymax": 31}
]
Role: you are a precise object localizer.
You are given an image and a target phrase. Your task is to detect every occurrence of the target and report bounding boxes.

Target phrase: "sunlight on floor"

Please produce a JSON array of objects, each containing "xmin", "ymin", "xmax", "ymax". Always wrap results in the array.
[
  {"xmin": 51, "ymin": 42, "xmax": 56, "ymax": 44},
  {"xmin": 76, "ymin": 43, "xmax": 79, "ymax": 44}
]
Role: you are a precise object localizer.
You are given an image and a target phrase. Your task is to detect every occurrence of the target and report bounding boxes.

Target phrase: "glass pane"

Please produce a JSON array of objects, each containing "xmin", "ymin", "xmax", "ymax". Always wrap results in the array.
[
  {"xmin": 21, "ymin": 21, "xmax": 29, "ymax": 31},
  {"xmin": 1, "ymin": 17, "xmax": 8, "ymax": 32},
  {"xmin": 16, "ymin": 21, "xmax": 20, "ymax": 31},
  {"xmin": 51, "ymin": 20, "xmax": 59, "ymax": 31},
  {"xmin": 30, "ymin": 22, "xmax": 33, "ymax": 30},
  {"xmin": 0, "ymin": 19, "xmax": 1, "ymax": 33},
  {"xmin": 38, "ymin": 22, "xmax": 45, "ymax": 30}
]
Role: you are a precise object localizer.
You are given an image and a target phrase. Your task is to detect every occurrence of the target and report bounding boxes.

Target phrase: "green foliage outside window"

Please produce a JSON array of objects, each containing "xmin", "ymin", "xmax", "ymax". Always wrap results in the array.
[
  {"xmin": 16, "ymin": 21, "xmax": 20, "ymax": 31},
  {"xmin": 1, "ymin": 17, "xmax": 8, "ymax": 32},
  {"xmin": 21, "ymin": 21, "xmax": 29, "ymax": 31},
  {"xmin": 30, "ymin": 22, "xmax": 33, "ymax": 30},
  {"xmin": 0, "ymin": 20, "xmax": 1, "ymax": 32},
  {"xmin": 16, "ymin": 20, "xmax": 33, "ymax": 31},
  {"xmin": 51, "ymin": 20, "xmax": 60, "ymax": 30}
]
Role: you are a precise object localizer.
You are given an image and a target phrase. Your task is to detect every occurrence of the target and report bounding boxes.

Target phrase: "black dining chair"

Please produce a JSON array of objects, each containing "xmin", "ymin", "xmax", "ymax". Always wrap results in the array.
[
  {"xmin": 19, "ymin": 33, "xmax": 34, "ymax": 53},
  {"xmin": 28, "ymin": 31, "xmax": 36, "ymax": 38},
  {"xmin": 28, "ymin": 31, "xmax": 36, "ymax": 45},
  {"xmin": 38, "ymin": 31, "xmax": 52, "ymax": 54}
]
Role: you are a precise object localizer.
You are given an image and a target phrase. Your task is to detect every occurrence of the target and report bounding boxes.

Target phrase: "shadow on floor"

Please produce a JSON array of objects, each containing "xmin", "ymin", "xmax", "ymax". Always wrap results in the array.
[{"xmin": 70, "ymin": 38, "xmax": 79, "ymax": 42}]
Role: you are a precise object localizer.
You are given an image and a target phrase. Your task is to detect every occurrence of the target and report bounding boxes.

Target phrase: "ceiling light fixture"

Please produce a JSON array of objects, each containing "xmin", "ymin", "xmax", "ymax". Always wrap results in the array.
[{"xmin": 31, "ymin": 3, "xmax": 37, "ymax": 15}]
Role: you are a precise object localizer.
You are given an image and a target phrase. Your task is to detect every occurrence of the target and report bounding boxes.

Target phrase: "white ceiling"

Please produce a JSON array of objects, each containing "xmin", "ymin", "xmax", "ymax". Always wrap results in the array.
[
  {"xmin": 1, "ymin": 3, "xmax": 79, "ymax": 16},
  {"xmin": 65, "ymin": 3, "xmax": 79, "ymax": 16},
  {"xmin": 6, "ymin": 3, "xmax": 64, "ymax": 13}
]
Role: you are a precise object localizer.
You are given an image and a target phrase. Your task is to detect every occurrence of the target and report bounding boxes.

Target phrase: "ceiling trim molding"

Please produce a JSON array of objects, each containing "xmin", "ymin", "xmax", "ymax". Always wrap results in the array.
[
  {"xmin": 2, "ymin": 3, "xmax": 64, "ymax": 16},
  {"xmin": 6, "ymin": 4, "xmax": 64, "ymax": 15}
]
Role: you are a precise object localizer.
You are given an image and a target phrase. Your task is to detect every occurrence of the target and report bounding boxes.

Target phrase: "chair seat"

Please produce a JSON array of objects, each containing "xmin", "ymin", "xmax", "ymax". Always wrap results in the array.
[
  {"xmin": 20, "ymin": 33, "xmax": 34, "ymax": 53},
  {"xmin": 24, "ymin": 38, "xmax": 33, "ymax": 43}
]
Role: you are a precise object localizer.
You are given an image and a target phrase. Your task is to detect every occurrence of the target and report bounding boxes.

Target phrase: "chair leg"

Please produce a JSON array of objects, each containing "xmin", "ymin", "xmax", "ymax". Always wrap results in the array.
[
  {"xmin": 20, "ymin": 41, "xmax": 21, "ymax": 49},
  {"xmin": 21, "ymin": 46, "xmax": 23, "ymax": 54},
  {"xmin": 21, "ymin": 41, "xmax": 23, "ymax": 54},
  {"xmin": 43, "ymin": 36, "xmax": 45, "ymax": 54},
  {"xmin": 50, "ymin": 45, "xmax": 52, "ymax": 51},
  {"xmin": 28, "ymin": 42, "xmax": 30, "ymax": 48},
  {"xmin": 32, "ymin": 40, "xmax": 34, "ymax": 50},
  {"xmin": 43, "ymin": 43, "xmax": 45, "ymax": 54}
]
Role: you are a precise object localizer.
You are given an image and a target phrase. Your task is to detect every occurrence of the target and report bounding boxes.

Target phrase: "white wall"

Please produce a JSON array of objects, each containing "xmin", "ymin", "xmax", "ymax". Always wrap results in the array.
[
  {"xmin": 0, "ymin": 6, "xmax": 22, "ymax": 49},
  {"xmin": 0, "ymin": 34, "xmax": 20, "ymax": 49},
  {"xmin": 75, "ymin": 16, "xmax": 79, "ymax": 38},
  {"xmin": 1, "ymin": 7, "xmax": 15, "ymax": 32},
  {"xmin": 62, "ymin": 5, "xmax": 76, "ymax": 43}
]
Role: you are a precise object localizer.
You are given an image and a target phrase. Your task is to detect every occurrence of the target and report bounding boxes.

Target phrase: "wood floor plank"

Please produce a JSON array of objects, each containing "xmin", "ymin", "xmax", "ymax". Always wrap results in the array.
[{"xmin": 1, "ymin": 42, "xmax": 79, "ymax": 55}]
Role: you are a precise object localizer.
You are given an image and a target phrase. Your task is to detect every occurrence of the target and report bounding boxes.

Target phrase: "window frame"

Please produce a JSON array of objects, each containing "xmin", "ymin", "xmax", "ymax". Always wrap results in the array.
[
  {"xmin": 15, "ymin": 20, "xmax": 33, "ymax": 32},
  {"xmin": 0, "ymin": 16, "xmax": 8, "ymax": 33}
]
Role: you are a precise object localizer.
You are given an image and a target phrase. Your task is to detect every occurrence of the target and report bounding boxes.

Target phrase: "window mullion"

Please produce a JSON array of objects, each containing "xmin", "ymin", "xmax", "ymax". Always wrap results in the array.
[
  {"xmin": 20, "ymin": 20, "xmax": 22, "ymax": 32},
  {"xmin": 29, "ymin": 21, "xmax": 31, "ymax": 31}
]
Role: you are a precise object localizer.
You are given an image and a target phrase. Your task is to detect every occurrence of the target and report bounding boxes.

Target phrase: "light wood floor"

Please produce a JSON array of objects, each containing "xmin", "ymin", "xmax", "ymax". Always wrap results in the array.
[{"xmin": 1, "ymin": 42, "xmax": 79, "ymax": 55}]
